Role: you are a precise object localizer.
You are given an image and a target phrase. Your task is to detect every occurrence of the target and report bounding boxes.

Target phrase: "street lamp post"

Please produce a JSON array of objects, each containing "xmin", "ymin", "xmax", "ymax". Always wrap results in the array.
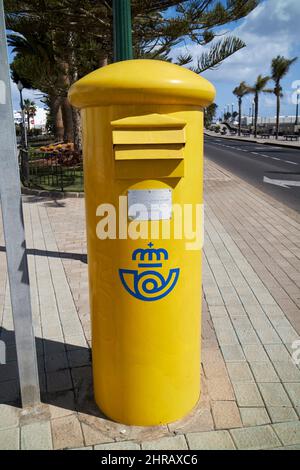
[
  {"xmin": 295, "ymin": 87, "xmax": 300, "ymax": 126},
  {"xmin": 17, "ymin": 80, "xmax": 28, "ymax": 149},
  {"xmin": 113, "ymin": 0, "xmax": 133, "ymax": 62}
]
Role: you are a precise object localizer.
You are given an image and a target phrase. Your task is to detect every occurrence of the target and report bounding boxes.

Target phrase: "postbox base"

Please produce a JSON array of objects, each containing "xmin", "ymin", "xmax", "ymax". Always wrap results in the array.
[{"xmin": 93, "ymin": 390, "xmax": 201, "ymax": 427}]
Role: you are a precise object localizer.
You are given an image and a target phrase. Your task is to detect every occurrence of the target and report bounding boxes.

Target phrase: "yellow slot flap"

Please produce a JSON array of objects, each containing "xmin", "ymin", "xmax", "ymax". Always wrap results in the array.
[
  {"xmin": 111, "ymin": 113, "xmax": 186, "ymax": 146},
  {"xmin": 114, "ymin": 144, "xmax": 184, "ymax": 161}
]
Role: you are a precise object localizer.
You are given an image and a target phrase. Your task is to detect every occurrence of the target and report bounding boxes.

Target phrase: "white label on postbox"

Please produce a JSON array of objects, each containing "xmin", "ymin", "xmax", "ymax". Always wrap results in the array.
[{"xmin": 128, "ymin": 189, "xmax": 172, "ymax": 221}]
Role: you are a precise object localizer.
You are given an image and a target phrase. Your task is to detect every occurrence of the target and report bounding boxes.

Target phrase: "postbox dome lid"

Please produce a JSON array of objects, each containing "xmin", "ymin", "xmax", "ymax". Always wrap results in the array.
[{"xmin": 68, "ymin": 59, "xmax": 215, "ymax": 108}]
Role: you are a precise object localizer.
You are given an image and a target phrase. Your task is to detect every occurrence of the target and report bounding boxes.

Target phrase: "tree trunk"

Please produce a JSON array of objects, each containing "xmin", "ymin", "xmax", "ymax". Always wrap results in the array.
[
  {"xmin": 238, "ymin": 97, "xmax": 242, "ymax": 136},
  {"xmin": 254, "ymin": 94, "xmax": 258, "ymax": 138},
  {"xmin": 61, "ymin": 97, "xmax": 74, "ymax": 142},
  {"xmin": 71, "ymin": 106, "xmax": 82, "ymax": 152},
  {"xmin": 27, "ymin": 113, "xmax": 30, "ymax": 132},
  {"xmin": 276, "ymin": 92, "xmax": 280, "ymax": 140},
  {"xmin": 100, "ymin": 57, "xmax": 108, "ymax": 67},
  {"xmin": 49, "ymin": 95, "xmax": 64, "ymax": 141}
]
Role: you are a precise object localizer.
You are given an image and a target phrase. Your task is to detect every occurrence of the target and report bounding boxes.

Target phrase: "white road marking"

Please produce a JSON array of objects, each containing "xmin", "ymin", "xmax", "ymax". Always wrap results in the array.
[
  {"xmin": 263, "ymin": 177, "xmax": 300, "ymax": 188},
  {"xmin": 211, "ymin": 142, "xmax": 299, "ymax": 166}
]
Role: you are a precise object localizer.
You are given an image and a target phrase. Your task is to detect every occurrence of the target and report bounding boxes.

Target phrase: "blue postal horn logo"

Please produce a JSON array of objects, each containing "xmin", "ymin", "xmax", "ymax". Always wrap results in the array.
[{"xmin": 119, "ymin": 243, "xmax": 180, "ymax": 301}]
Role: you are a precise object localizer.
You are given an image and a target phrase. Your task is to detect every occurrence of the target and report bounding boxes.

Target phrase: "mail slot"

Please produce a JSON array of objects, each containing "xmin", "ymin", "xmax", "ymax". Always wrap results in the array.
[{"xmin": 68, "ymin": 59, "xmax": 215, "ymax": 426}]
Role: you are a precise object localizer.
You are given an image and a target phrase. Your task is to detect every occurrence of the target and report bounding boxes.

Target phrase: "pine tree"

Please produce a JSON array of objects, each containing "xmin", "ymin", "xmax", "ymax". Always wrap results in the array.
[{"xmin": 5, "ymin": 0, "xmax": 259, "ymax": 146}]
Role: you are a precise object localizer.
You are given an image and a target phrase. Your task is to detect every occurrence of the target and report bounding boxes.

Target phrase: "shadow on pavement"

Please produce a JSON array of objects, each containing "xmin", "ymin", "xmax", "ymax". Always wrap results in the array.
[
  {"xmin": 0, "ymin": 246, "xmax": 87, "ymax": 264},
  {"xmin": 0, "ymin": 327, "xmax": 104, "ymax": 418}
]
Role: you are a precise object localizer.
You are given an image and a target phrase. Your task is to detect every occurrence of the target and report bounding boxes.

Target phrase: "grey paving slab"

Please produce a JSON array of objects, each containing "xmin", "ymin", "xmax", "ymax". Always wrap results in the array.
[
  {"xmin": 95, "ymin": 441, "xmax": 141, "ymax": 450},
  {"xmin": 221, "ymin": 344, "xmax": 246, "ymax": 362},
  {"xmin": 243, "ymin": 344, "xmax": 269, "ymax": 362},
  {"xmin": 249, "ymin": 362, "xmax": 280, "ymax": 383},
  {"xmin": 258, "ymin": 383, "xmax": 292, "ymax": 407},
  {"xmin": 186, "ymin": 430, "xmax": 236, "ymax": 450},
  {"xmin": 141, "ymin": 435, "xmax": 188, "ymax": 450},
  {"xmin": 21, "ymin": 420, "xmax": 53, "ymax": 450},
  {"xmin": 46, "ymin": 369, "xmax": 73, "ymax": 393},
  {"xmin": 265, "ymin": 344, "xmax": 292, "ymax": 362},
  {"xmin": 273, "ymin": 445, "xmax": 300, "ymax": 450},
  {"xmin": 0, "ymin": 427, "xmax": 20, "ymax": 450},
  {"xmin": 232, "ymin": 382, "xmax": 264, "ymax": 407},
  {"xmin": 276, "ymin": 326, "xmax": 299, "ymax": 344},
  {"xmin": 284, "ymin": 383, "xmax": 300, "ymax": 407},
  {"xmin": 0, "ymin": 380, "xmax": 19, "ymax": 403},
  {"xmin": 240, "ymin": 408, "xmax": 270, "ymax": 427},
  {"xmin": 273, "ymin": 421, "xmax": 300, "ymax": 446},
  {"xmin": 268, "ymin": 406, "xmax": 298, "ymax": 423},
  {"xmin": 67, "ymin": 349, "xmax": 91, "ymax": 368},
  {"xmin": 230, "ymin": 425, "xmax": 281, "ymax": 450},
  {"xmin": 71, "ymin": 446, "xmax": 93, "ymax": 450},
  {"xmin": 273, "ymin": 362, "xmax": 300, "ymax": 382},
  {"xmin": 226, "ymin": 362, "xmax": 254, "ymax": 383},
  {"xmin": 0, "ymin": 404, "xmax": 19, "ymax": 430},
  {"xmin": 44, "ymin": 352, "xmax": 69, "ymax": 372}
]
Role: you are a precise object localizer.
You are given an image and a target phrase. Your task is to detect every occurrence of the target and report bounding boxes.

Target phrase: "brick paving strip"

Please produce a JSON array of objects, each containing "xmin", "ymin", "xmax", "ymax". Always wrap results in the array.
[{"xmin": 0, "ymin": 159, "xmax": 299, "ymax": 450}]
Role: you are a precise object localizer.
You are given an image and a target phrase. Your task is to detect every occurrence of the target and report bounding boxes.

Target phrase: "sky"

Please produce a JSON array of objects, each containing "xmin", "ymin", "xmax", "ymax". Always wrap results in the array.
[
  {"xmin": 170, "ymin": 0, "xmax": 300, "ymax": 118},
  {"xmin": 9, "ymin": 0, "xmax": 300, "ymax": 119}
]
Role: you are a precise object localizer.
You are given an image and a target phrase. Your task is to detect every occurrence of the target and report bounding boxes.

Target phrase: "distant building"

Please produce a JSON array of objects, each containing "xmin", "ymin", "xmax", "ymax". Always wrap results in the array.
[
  {"xmin": 241, "ymin": 115, "xmax": 297, "ymax": 126},
  {"xmin": 13, "ymin": 107, "xmax": 47, "ymax": 131}
]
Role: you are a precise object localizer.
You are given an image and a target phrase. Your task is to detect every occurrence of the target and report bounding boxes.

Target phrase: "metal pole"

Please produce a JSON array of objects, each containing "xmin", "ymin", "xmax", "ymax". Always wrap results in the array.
[
  {"xmin": 19, "ymin": 87, "xmax": 28, "ymax": 149},
  {"xmin": 295, "ymin": 91, "xmax": 299, "ymax": 125},
  {"xmin": 0, "ymin": 0, "xmax": 40, "ymax": 407},
  {"xmin": 113, "ymin": 0, "xmax": 133, "ymax": 62}
]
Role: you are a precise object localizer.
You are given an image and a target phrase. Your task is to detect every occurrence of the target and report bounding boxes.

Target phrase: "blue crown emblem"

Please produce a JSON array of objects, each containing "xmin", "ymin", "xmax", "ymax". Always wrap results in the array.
[{"xmin": 119, "ymin": 243, "xmax": 179, "ymax": 302}]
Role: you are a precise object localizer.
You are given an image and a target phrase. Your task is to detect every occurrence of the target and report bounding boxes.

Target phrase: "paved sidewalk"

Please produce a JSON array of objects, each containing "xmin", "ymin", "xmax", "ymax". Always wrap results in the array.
[
  {"xmin": 0, "ymin": 160, "xmax": 300, "ymax": 450},
  {"xmin": 205, "ymin": 129, "xmax": 300, "ymax": 149}
]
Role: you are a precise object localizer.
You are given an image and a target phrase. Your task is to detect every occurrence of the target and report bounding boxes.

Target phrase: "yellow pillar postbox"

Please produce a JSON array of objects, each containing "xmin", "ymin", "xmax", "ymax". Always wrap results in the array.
[{"xmin": 68, "ymin": 60, "xmax": 215, "ymax": 426}]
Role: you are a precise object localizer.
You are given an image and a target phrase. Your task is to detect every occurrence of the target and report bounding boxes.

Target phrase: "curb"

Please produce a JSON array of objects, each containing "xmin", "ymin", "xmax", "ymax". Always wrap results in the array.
[
  {"xmin": 21, "ymin": 186, "xmax": 84, "ymax": 199},
  {"xmin": 205, "ymin": 133, "xmax": 300, "ymax": 150}
]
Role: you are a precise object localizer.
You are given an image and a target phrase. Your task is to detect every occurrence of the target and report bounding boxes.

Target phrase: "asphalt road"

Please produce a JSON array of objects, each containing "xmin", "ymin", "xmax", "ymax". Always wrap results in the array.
[{"xmin": 204, "ymin": 135, "xmax": 300, "ymax": 212}]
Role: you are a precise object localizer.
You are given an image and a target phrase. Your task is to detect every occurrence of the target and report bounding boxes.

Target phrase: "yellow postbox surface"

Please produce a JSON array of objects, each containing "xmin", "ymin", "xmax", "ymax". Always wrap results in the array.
[{"xmin": 68, "ymin": 59, "xmax": 215, "ymax": 425}]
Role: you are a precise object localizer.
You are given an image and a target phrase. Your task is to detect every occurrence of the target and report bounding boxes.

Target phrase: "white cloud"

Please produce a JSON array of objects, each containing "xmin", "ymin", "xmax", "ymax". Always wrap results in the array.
[
  {"xmin": 10, "ymin": 79, "xmax": 45, "ymax": 112},
  {"xmin": 171, "ymin": 0, "xmax": 299, "ymax": 85}
]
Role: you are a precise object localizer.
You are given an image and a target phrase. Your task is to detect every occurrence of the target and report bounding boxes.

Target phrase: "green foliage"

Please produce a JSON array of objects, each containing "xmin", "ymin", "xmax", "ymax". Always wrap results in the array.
[
  {"xmin": 204, "ymin": 102, "xmax": 218, "ymax": 127},
  {"xmin": 193, "ymin": 36, "xmax": 245, "ymax": 73},
  {"xmin": 233, "ymin": 81, "xmax": 248, "ymax": 100},
  {"xmin": 270, "ymin": 55, "xmax": 297, "ymax": 137},
  {"xmin": 5, "ymin": 0, "xmax": 258, "ymax": 81},
  {"xmin": 5, "ymin": 0, "xmax": 258, "ymax": 143},
  {"xmin": 245, "ymin": 74, "xmax": 272, "ymax": 137},
  {"xmin": 271, "ymin": 55, "xmax": 297, "ymax": 96},
  {"xmin": 245, "ymin": 74, "xmax": 272, "ymax": 94}
]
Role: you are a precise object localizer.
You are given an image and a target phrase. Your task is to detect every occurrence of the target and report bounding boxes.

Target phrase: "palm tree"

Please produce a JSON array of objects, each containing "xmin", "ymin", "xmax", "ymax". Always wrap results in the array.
[
  {"xmin": 233, "ymin": 81, "xmax": 248, "ymax": 136},
  {"xmin": 8, "ymin": 33, "xmax": 73, "ymax": 142},
  {"xmin": 245, "ymin": 75, "xmax": 272, "ymax": 138},
  {"xmin": 23, "ymin": 99, "xmax": 37, "ymax": 131},
  {"xmin": 271, "ymin": 55, "xmax": 297, "ymax": 139}
]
